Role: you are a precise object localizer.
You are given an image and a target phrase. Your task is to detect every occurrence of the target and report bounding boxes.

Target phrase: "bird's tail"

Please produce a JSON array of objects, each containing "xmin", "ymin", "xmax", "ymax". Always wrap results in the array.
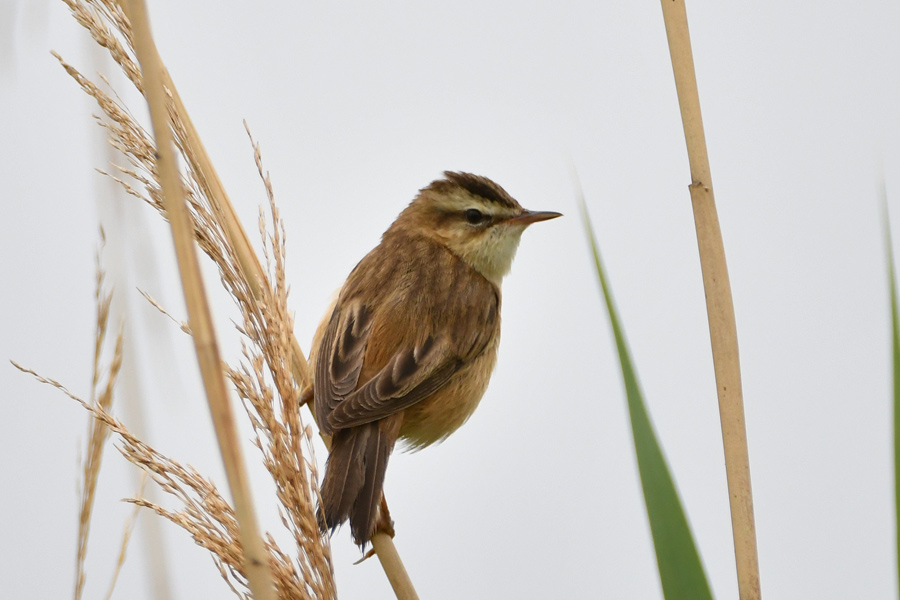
[{"xmin": 318, "ymin": 418, "xmax": 400, "ymax": 546}]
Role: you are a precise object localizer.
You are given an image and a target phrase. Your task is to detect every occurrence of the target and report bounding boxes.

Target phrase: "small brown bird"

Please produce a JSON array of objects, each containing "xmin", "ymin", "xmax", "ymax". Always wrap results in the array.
[{"xmin": 311, "ymin": 171, "xmax": 560, "ymax": 545}]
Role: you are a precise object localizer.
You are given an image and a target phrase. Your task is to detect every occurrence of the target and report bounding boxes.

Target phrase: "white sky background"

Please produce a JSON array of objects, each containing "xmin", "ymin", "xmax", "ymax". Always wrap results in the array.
[{"xmin": 3, "ymin": 0, "xmax": 900, "ymax": 598}]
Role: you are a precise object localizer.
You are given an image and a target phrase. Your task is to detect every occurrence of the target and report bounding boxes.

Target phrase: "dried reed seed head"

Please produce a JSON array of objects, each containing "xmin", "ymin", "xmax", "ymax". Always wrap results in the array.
[{"xmin": 55, "ymin": 0, "xmax": 334, "ymax": 595}]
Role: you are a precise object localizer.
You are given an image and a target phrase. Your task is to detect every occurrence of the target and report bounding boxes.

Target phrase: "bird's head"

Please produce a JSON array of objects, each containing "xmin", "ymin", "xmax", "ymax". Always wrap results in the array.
[{"xmin": 390, "ymin": 171, "xmax": 561, "ymax": 285}]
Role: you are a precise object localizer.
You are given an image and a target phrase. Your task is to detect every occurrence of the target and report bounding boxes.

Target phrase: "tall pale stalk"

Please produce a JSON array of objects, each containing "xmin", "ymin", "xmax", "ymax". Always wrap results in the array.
[
  {"xmin": 119, "ymin": 1, "xmax": 275, "ymax": 598},
  {"xmin": 658, "ymin": 2, "xmax": 760, "ymax": 598}
]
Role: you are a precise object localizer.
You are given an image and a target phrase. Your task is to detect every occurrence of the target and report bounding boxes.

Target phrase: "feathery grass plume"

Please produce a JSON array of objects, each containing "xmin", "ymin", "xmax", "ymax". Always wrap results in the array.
[
  {"xmin": 13, "ymin": 363, "xmax": 302, "ymax": 600},
  {"xmin": 51, "ymin": 0, "xmax": 336, "ymax": 596},
  {"xmin": 225, "ymin": 124, "xmax": 334, "ymax": 595}
]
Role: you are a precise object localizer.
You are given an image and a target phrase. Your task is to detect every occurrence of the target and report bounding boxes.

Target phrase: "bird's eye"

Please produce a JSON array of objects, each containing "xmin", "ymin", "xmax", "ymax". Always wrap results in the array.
[{"xmin": 464, "ymin": 208, "xmax": 485, "ymax": 224}]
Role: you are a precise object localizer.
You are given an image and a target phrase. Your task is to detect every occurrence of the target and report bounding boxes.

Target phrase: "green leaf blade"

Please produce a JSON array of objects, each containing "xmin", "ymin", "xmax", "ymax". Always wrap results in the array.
[
  {"xmin": 578, "ymin": 195, "xmax": 714, "ymax": 600},
  {"xmin": 884, "ymin": 202, "xmax": 900, "ymax": 595}
]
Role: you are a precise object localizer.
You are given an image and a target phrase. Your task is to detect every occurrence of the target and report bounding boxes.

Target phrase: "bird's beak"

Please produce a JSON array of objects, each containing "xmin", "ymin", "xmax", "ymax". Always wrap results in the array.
[{"xmin": 507, "ymin": 210, "xmax": 563, "ymax": 226}]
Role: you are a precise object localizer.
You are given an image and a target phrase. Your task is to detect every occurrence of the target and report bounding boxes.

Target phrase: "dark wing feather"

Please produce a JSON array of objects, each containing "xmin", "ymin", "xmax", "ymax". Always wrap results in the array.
[
  {"xmin": 314, "ymin": 301, "xmax": 373, "ymax": 434},
  {"xmin": 349, "ymin": 415, "xmax": 401, "ymax": 545},
  {"xmin": 317, "ymin": 426, "xmax": 369, "ymax": 531},
  {"xmin": 327, "ymin": 335, "xmax": 463, "ymax": 429}
]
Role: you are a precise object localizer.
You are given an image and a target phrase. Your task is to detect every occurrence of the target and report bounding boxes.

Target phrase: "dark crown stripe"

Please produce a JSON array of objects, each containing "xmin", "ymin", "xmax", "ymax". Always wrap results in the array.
[{"xmin": 436, "ymin": 171, "xmax": 519, "ymax": 209}]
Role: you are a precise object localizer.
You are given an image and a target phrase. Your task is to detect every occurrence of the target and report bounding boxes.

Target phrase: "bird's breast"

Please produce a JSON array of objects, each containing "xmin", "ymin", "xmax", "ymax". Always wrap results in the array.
[{"xmin": 398, "ymin": 335, "xmax": 500, "ymax": 451}]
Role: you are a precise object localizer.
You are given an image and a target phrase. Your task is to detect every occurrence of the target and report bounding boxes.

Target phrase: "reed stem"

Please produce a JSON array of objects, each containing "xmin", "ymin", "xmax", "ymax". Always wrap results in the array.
[
  {"xmin": 658, "ymin": 2, "xmax": 761, "ymax": 598},
  {"xmin": 120, "ymin": 2, "xmax": 276, "ymax": 598}
]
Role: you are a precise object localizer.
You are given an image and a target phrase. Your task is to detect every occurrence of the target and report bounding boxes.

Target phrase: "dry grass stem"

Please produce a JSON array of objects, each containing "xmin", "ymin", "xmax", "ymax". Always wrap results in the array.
[
  {"xmin": 658, "ymin": 1, "xmax": 760, "ymax": 598},
  {"xmin": 104, "ymin": 473, "xmax": 148, "ymax": 600},
  {"xmin": 74, "ymin": 248, "xmax": 125, "ymax": 600},
  {"xmin": 121, "ymin": 0, "xmax": 276, "ymax": 597}
]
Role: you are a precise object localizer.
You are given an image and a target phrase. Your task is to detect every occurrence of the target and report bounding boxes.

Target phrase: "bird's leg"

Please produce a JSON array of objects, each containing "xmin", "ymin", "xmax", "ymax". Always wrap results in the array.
[{"xmin": 374, "ymin": 494, "xmax": 395, "ymax": 538}]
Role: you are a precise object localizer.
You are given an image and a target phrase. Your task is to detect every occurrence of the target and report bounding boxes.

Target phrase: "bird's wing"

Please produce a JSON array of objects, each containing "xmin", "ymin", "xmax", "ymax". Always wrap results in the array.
[
  {"xmin": 326, "ymin": 334, "xmax": 464, "ymax": 430},
  {"xmin": 314, "ymin": 301, "xmax": 374, "ymax": 432}
]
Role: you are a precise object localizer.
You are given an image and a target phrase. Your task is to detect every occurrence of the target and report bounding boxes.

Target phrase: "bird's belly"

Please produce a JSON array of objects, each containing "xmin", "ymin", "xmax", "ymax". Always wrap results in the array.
[{"xmin": 398, "ymin": 341, "xmax": 499, "ymax": 450}]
